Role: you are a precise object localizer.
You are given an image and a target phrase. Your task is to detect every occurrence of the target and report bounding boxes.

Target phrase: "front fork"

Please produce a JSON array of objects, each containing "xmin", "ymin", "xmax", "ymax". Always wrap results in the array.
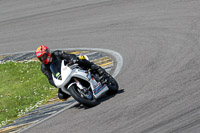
[
  {"xmin": 74, "ymin": 78, "xmax": 84, "ymax": 90},
  {"xmin": 73, "ymin": 78, "xmax": 93, "ymax": 100}
]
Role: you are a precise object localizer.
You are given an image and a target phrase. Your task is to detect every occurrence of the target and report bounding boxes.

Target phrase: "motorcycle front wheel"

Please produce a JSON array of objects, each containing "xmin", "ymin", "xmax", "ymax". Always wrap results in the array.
[{"xmin": 68, "ymin": 85, "xmax": 99, "ymax": 107}]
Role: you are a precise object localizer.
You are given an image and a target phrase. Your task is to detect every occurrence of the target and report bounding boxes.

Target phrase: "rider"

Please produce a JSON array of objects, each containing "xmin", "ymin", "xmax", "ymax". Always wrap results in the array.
[{"xmin": 36, "ymin": 45, "xmax": 105, "ymax": 101}]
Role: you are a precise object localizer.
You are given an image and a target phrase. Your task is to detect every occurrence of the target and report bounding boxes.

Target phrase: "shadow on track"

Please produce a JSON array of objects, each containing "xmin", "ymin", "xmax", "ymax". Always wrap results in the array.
[{"xmin": 72, "ymin": 89, "xmax": 125, "ymax": 110}]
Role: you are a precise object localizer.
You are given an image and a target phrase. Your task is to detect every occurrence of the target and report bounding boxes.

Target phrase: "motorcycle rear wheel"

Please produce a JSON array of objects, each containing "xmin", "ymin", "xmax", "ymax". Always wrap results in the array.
[
  {"xmin": 68, "ymin": 85, "xmax": 99, "ymax": 107},
  {"xmin": 105, "ymin": 73, "xmax": 119, "ymax": 95}
]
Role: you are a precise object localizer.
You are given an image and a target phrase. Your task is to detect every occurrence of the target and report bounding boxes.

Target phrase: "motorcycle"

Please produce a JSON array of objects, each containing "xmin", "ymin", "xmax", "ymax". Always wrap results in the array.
[{"xmin": 50, "ymin": 56, "xmax": 118, "ymax": 107}]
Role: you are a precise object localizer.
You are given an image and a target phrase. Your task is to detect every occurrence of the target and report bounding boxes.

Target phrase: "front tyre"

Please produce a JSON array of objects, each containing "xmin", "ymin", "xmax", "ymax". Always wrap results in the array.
[{"xmin": 68, "ymin": 85, "xmax": 99, "ymax": 107}]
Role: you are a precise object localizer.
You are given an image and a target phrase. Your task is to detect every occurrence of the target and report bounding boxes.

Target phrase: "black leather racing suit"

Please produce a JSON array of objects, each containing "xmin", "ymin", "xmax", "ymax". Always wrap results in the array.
[{"xmin": 41, "ymin": 50, "xmax": 102, "ymax": 99}]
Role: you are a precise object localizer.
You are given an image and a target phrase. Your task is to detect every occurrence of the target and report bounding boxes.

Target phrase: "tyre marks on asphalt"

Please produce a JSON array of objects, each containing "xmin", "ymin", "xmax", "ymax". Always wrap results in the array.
[
  {"xmin": 0, "ymin": 50, "xmax": 114, "ymax": 133},
  {"xmin": 0, "ymin": 100, "xmax": 75, "ymax": 133}
]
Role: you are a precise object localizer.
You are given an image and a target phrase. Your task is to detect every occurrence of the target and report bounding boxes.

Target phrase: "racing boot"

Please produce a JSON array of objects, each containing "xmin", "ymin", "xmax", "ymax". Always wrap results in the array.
[{"xmin": 58, "ymin": 88, "xmax": 71, "ymax": 101}]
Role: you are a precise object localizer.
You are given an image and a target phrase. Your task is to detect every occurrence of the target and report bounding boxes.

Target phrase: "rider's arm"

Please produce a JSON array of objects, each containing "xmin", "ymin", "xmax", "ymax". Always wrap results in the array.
[
  {"xmin": 62, "ymin": 52, "xmax": 77, "ymax": 61},
  {"xmin": 41, "ymin": 64, "xmax": 56, "ymax": 88},
  {"xmin": 55, "ymin": 50, "xmax": 93, "ymax": 68},
  {"xmin": 61, "ymin": 50, "xmax": 94, "ymax": 68},
  {"xmin": 55, "ymin": 50, "xmax": 78, "ymax": 63}
]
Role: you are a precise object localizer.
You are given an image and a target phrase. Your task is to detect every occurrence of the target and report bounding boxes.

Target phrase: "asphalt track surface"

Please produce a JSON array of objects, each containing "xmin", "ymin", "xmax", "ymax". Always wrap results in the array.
[{"xmin": 0, "ymin": 0, "xmax": 200, "ymax": 133}]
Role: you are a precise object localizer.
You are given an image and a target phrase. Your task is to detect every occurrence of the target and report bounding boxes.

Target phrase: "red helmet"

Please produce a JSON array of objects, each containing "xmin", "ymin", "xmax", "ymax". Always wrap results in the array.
[{"xmin": 36, "ymin": 45, "xmax": 51, "ymax": 64}]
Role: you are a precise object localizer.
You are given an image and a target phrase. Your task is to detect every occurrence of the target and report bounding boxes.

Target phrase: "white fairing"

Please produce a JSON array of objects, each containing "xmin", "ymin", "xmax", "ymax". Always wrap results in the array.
[
  {"xmin": 52, "ymin": 61, "xmax": 89, "ymax": 89},
  {"xmin": 52, "ymin": 61, "xmax": 72, "ymax": 88},
  {"xmin": 89, "ymin": 77, "xmax": 109, "ymax": 98}
]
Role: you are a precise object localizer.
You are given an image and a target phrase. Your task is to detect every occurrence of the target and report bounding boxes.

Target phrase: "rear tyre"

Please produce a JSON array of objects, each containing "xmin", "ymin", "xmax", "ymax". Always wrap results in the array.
[
  {"xmin": 68, "ymin": 85, "xmax": 99, "ymax": 107},
  {"xmin": 105, "ymin": 73, "xmax": 119, "ymax": 95}
]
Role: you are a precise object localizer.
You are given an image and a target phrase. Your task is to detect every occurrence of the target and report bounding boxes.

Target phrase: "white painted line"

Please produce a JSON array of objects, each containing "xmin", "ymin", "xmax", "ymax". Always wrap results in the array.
[{"xmin": 18, "ymin": 101, "xmax": 78, "ymax": 133}]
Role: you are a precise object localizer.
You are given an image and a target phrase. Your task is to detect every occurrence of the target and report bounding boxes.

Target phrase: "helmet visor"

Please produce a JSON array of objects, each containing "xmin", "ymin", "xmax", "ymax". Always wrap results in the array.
[{"xmin": 38, "ymin": 53, "xmax": 48, "ymax": 63}]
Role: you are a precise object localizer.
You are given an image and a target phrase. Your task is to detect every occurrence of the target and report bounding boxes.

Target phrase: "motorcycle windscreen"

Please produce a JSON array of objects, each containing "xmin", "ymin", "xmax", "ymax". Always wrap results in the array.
[{"xmin": 50, "ymin": 60, "xmax": 62, "ymax": 79}]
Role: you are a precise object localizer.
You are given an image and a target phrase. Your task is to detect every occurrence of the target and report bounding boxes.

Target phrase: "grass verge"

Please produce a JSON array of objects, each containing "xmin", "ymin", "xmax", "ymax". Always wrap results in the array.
[{"xmin": 0, "ymin": 60, "xmax": 57, "ymax": 127}]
